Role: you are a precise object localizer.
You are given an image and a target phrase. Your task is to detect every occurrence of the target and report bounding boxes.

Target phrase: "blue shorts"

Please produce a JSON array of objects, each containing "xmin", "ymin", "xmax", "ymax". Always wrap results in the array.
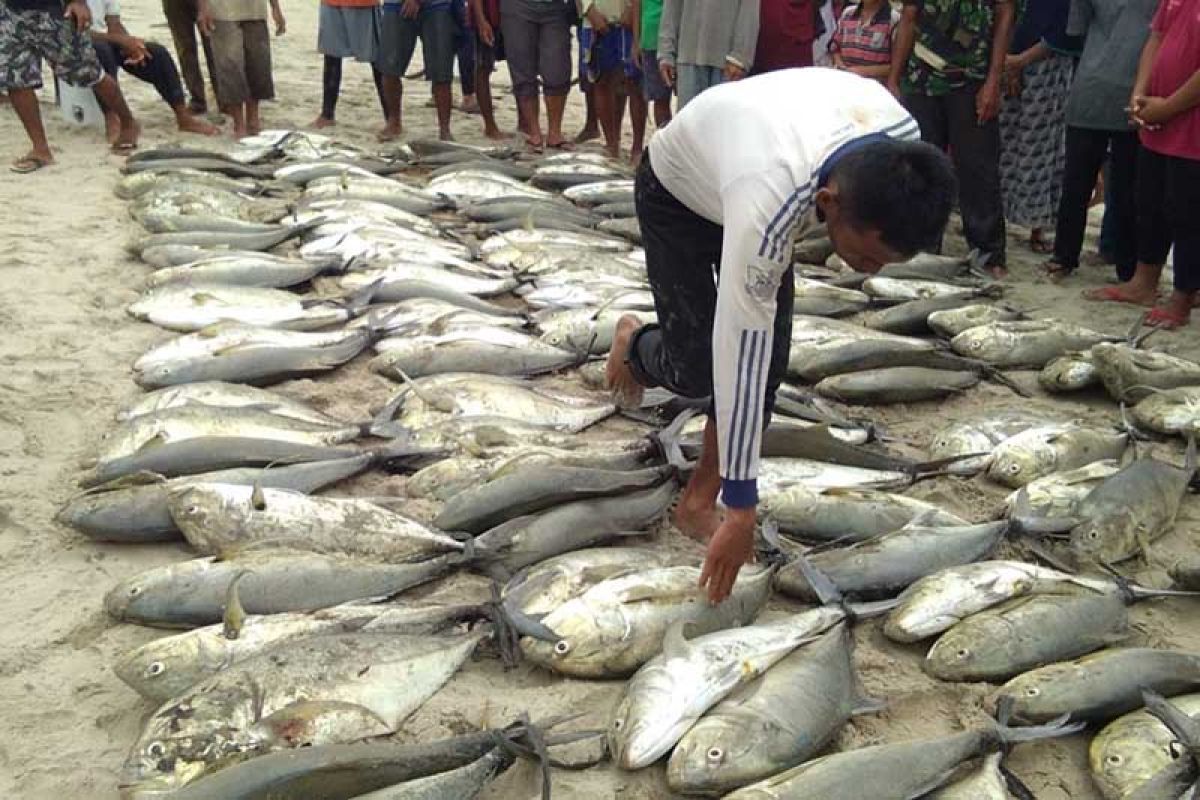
[{"xmin": 579, "ymin": 24, "xmax": 639, "ymax": 84}]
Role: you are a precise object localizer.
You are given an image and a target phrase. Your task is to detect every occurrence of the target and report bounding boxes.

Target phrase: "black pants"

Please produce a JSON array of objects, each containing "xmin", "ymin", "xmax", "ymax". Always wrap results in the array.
[
  {"xmin": 1137, "ymin": 147, "xmax": 1200, "ymax": 292},
  {"xmin": 93, "ymin": 40, "xmax": 186, "ymax": 108},
  {"xmin": 629, "ymin": 153, "xmax": 794, "ymax": 420},
  {"xmin": 161, "ymin": 0, "xmax": 218, "ymax": 109},
  {"xmin": 319, "ymin": 55, "xmax": 386, "ymax": 121},
  {"xmin": 1053, "ymin": 126, "xmax": 1139, "ymax": 279},
  {"xmin": 905, "ymin": 84, "xmax": 1006, "ymax": 267}
]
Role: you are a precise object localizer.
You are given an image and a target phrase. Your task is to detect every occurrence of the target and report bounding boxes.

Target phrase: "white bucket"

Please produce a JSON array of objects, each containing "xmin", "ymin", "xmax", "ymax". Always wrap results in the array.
[{"xmin": 57, "ymin": 79, "xmax": 106, "ymax": 127}]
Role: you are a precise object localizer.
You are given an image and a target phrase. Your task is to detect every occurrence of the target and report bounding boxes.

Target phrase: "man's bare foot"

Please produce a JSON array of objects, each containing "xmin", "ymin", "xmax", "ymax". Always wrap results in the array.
[
  {"xmin": 1085, "ymin": 283, "xmax": 1159, "ymax": 305},
  {"xmin": 605, "ymin": 314, "xmax": 646, "ymax": 409},
  {"xmin": 104, "ymin": 111, "xmax": 121, "ymax": 145},
  {"xmin": 460, "ymin": 95, "xmax": 479, "ymax": 114},
  {"xmin": 673, "ymin": 496, "xmax": 723, "ymax": 543},
  {"xmin": 377, "ymin": 122, "xmax": 403, "ymax": 142},
  {"xmin": 177, "ymin": 113, "xmax": 219, "ymax": 135},
  {"xmin": 986, "ymin": 265, "xmax": 1008, "ymax": 280},
  {"xmin": 438, "ymin": 128, "xmax": 454, "ymax": 142},
  {"xmin": 112, "ymin": 120, "xmax": 140, "ymax": 152},
  {"xmin": 311, "ymin": 114, "xmax": 335, "ymax": 129},
  {"xmin": 630, "ymin": 146, "xmax": 643, "ymax": 166},
  {"xmin": 574, "ymin": 125, "xmax": 600, "ymax": 144},
  {"xmin": 483, "ymin": 126, "xmax": 506, "ymax": 140}
]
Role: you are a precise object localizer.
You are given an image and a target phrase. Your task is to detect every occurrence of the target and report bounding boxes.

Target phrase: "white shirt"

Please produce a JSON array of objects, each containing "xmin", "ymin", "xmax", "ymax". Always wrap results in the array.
[
  {"xmin": 646, "ymin": 67, "xmax": 920, "ymax": 508},
  {"xmin": 86, "ymin": 0, "xmax": 120, "ymax": 29}
]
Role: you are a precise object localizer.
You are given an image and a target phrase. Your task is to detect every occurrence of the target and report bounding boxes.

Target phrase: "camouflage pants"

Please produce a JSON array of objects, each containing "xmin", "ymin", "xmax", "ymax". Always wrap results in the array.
[
  {"xmin": 0, "ymin": 3, "xmax": 102, "ymax": 91},
  {"xmin": 628, "ymin": 152, "xmax": 795, "ymax": 419}
]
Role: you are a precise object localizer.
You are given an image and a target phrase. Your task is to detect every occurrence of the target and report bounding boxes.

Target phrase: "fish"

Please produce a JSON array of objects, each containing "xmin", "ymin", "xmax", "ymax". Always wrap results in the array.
[
  {"xmin": 1003, "ymin": 460, "xmax": 1123, "ymax": 520},
  {"xmin": 792, "ymin": 277, "xmax": 871, "ymax": 317},
  {"xmin": 788, "ymin": 315, "xmax": 984, "ymax": 382},
  {"xmin": 592, "ymin": 200, "xmax": 637, "ymax": 218},
  {"xmin": 408, "ymin": 137, "xmax": 513, "ymax": 158},
  {"xmin": 429, "ymin": 158, "xmax": 535, "ymax": 180},
  {"xmin": 304, "ymin": 176, "xmax": 452, "ymax": 214},
  {"xmin": 760, "ymin": 485, "xmax": 968, "ymax": 542},
  {"xmin": 563, "ymin": 179, "xmax": 635, "ymax": 205},
  {"xmin": 928, "ymin": 302, "xmax": 1026, "ymax": 338},
  {"xmin": 428, "ymin": 168, "xmax": 553, "ymax": 202},
  {"xmin": 167, "ymin": 483, "xmax": 465, "ymax": 561},
  {"xmin": 876, "ymin": 251, "xmax": 988, "ymax": 282},
  {"xmin": 57, "ymin": 449, "xmax": 403, "ymax": 543},
  {"xmin": 1131, "ymin": 387, "xmax": 1200, "ymax": 438},
  {"xmin": 518, "ymin": 564, "xmax": 772, "ymax": 678},
  {"xmin": 667, "ymin": 623, "xmax": 882, "ymax": 795},
  {"xmin": 274, "ymin": 161, "xmax": 381, "ymax": 184},
  {"xmin": 473, "ymin": 480, "xmax": 677, "ymax": 575},
  {"xmin": 113, "ymin": 601, "xmax": 483, "ymax": 702},
  {"xmin": 610, "ymin": 607, "xmax": 866, "ymax": 770},
  {"xmin": 986, "ymin": 424, "xmax": 1128, "ymax": 488},
  {"xmin": 1124, "ymin": 692, "xmax": 1200, "ymax": 800},
  {"xmin": 928, "ymin": 411, "xmax": 1051, "ymax": 474},
  {"xmin": 995, "ymin": 648, "xmax": 1200, "ymax": 725},
  {"xmin": 863, "ymin": 288, "xmax": 1004, "ymax": 335},
  {"xmin": 132, "ymin": 322, "xmax": 380, "ymax": 389},
  {"xmin": 292, "ymin": 198, "xmax": 443, "ymax": 236},
  {"xmin": 724, "ymin": 716, "xmax": 1082, "ymax": 799},
  {"xmin": 435, "ymin": 464, "xmax": 673, "ymax": 534},
  {"xmin": 122, "ymin": 156, "xmax": 276, "ymax": 178},
  {"xmin": 757, "ymin": 457, "xmax": 912, "ymax": 494},
  {"xmin": 370, "ymin": 327, "xmax": 580, "ymax": 379},
  {"xmin": 815, "ymin": 367, "xmax": 980, "ymax": 404},
  {"xmin": 925, "ymin": 588, "xmax": 1130, "ymax": 682},
  {"xmin": 776, "ymin": 517, "xmax": 1010, "ymax": 602},
  {"xmin": 951, "ymin": 320, "xmax": 1116, "ymax": 368},
  {"xmin": 79, "ymin": 405, "xmax": 366, "ymax": 487},
  {"xmin": 141, "ymin": 244, "xmax": 240, "ymax": 268},
  {"xmin": 118, "ymin": 630, "xmax": 484, "ymax": 798},
  {"xmin": 1040, "ymin": 350, "xmax": 1101, "ymax": 393},
  {"xmin": 116, "ymin": 381, "xmax": 346, "ymax": 425},
  {"xmin": 129, "ymin": 221, "xmax": 316, "ymax": 256},
  {"xmin": 793, "ymin": 235, "xmax": 835, "ymax": 265},
  {"xmin": 135, "ymin": 211, "xmax": 283, "ymax": 236},
  {"xmin": 115, "ymin": 169, "xmax": 260, "ymax": 200},
  {"xmin": 925, "ymin": 753, "xmax": 1015, "ymax": 799},
  {"xmin": 882, "ymin": 560, "xmax": 1189, "ymax": 643},
  {"xmin": 1090, "ymin": 693, "xmax": 1200, "ymax": 800},
  {"xmin": 104, "ymin": 549, "xmax": 456, "ymax": 628},
  {"xmin": 337, "ymin": 266, "xmax": 518, "ymax": 299},
  {"xmin": 478, "ymin": 227, "xmax": 630, "ymax": 255},
  {"xmin": 536, "ymin": 307, "xmax": 656, "ymax": 355},
  {"xmin": 144, "ymin": 253, "xmax": 338, "ymax": 290},
  {"xmin": 346, "ymin": 748, "xmax": 514, "ymax": 799},
  {"xmin": 1092, "ymin": 343, "xmax": 1200, "ymax": 403},
  {"xmin": 502, "ymin": 546, "xmax": 685, "ymax": 617},
  {"xmin": 461, "ymin": 196, "xmax": 589, "ymax": 223},
  {"xmin": 531, "ymin": 164, "xmax": 630, "ymax": 191},
  {"xmin": 127, "ymin": 284, "xmax": 363, "ymax": 332},
  {"xmin": 1171, "ymin": 559, "xmax": 1200, "ymax": 590},
  {"xmin": 861, "ymin": 276, "xmax": 993, "ymax": 304}
]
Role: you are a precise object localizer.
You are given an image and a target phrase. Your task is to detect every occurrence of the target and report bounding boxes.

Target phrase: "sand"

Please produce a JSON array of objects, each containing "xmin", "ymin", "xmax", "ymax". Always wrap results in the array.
[{"xmin": 1, "ymin": 2, "xmax": 1197, "ymax": 796}]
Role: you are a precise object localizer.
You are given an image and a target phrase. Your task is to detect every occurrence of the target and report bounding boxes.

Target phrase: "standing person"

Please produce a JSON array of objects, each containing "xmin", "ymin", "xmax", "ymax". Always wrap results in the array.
[
  {"xmin": 468, "ymin": 0, "xmax": 506, "ymax": 138},
  {"xmin": 198, "ymin": 0, "xmax": 284, "ymax": 138},
  {"xmin": 605, "ymin": 69, "xmax": 955, "ymax": 603},
  {"xmin": 312, "ymin": 0, "xmax": 386, "ymax": 129},
  {"xmin": 997, "ymin": 0, "xmax": 1081, "ymax": 254},
  {"xmin": 86, "ymin": 0, "xmax": 219, "ymax": 136},
  {"xmin": 753, "ymin": 0, "xmax": 816, "ymax": 74},
  {"xmin": 500, "ymin": 0, "xmax": 573, "ymax": 151},
  {"xmin": 377, "ymin": 0, "xmax": 458, "ymax": 141},
  {"xmin": 455, "ymin": 0, "xmax": 478, "ymax": 111},
  {"xmin": 1089, "ymin": 0, "xmax": 1199, "ymax": 324},
  {"xmin": 631, "ymin": 0, "xmax": 671, "ymax": 133},
  {"xmin": 163, "ymin": 0, "xmax": 219, "ymax": 113},
  {"xmin": 1, "ymin": 0, "xmax": 139, "ymax": 171},
  {"xmin": 830, "ymin": 0, "xmax": 900, "ymax": 81},
  {"xmin": 1040, "ymin": 0, "xmax": 1156, "ymax": 288},
  {"xmin": 657, "ymin": 0, "xmax": 759, "ymax": 108},
  {"xmin": 580, "ymin": 0, "xmax": 646, "ymax": 159},
  {"xmin": 888, "ymin": 0, "xmax": 1015, "ymax": 277}
]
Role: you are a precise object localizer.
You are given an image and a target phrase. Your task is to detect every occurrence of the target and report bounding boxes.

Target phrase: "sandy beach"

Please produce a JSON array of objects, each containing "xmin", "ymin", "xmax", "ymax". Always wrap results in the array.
[{"xmin": 1, "ymin": 2, "xmax": 1197, "ymax": 796}]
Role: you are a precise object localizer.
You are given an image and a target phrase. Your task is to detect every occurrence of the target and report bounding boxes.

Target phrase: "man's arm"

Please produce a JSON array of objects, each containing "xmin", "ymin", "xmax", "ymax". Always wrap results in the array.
[
  {"xmin": 888, "ymin": 3, "xmax": 919, "ymax": 96},
  {"xmin": 658, "ymin": 0, "xmax": 680, "ymax": 85},
  {"xmin": 976, "ymin": 0, "xmax": 1014, "ymax": 123},
  {"xmin": 631, "ymin": 0, "xmax": 641, "ymax": 59},
  {"xmin": 469, "ymin": 0, "xmax": 493, "ymax": 45},
  {"xmin": 727, "ymin": 0, "xmax": 759, "ymax": 78}
]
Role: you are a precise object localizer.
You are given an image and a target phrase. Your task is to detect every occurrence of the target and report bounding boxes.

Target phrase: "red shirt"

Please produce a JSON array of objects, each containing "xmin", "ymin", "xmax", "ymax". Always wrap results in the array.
[
  {"xmin": 754, "ymin": 0, "xmax": 817, "ymax": 73},
  {"xmin": 1140, "ymin": 0, "xmax": 1200, "ymax": 161}
]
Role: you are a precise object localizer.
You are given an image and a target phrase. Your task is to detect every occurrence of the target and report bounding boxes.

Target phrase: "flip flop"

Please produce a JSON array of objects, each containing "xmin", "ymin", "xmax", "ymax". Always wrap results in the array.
[
  {"xmin": 111, "ymin": 140, "xmax": 138, "ymax": 154},
  {"xmin": 1040, "ymin": 259, "xmax": 1073, "ymax": 279},
  {"xmin": 545, "ymin": 140, "xmax": 575, "ymax": 152},
  {"xmin": 10, "ymin": 154, "xmax": 52, "ymax": 173},
  {"xmin": 1146, "ymin": 306, "xmax": 1189, "ymax": 330}
]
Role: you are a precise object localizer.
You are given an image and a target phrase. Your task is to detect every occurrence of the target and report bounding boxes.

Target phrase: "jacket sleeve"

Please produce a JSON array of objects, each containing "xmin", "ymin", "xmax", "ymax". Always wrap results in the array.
[
  {"xmin": 712, "ymin": 169, "xmax": 802, "ymax": 509},
  {"xmin": 1066, "ymin": 0, "xmax": 1090, "ymax": 37},
  {"xmin": 658, "ymin": 0, "xmax": 681, "ymax": 64},
  {"xmin": 728, "ymin": 0, "xmax": 760, "ymax": 70}
]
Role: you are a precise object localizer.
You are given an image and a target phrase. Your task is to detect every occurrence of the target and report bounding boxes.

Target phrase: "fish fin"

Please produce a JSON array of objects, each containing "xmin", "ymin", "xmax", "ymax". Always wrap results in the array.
[
  {"xmin": 1142, "ymin": 690, "xmax": 1200, "ymax": 751},
  {"xmin": 845, "ymin": 597, "xmax": 900, "ymax": 619},
  {"xmin": 902, "ymin": 508, "xmax": 943, "ymax": 530},
  {"xmin": 999, "ymin": 764, "xmax": 1038, "ymax": 800},
  {"xmin": 135, "ymin": 432, "xmax": 168, "ymax": 453},
  {"xmin": 67, "ymin": 470, "xmax": 167, "ymax": 498},
  {"xmin": 1125, "ymin": 311, "xmax": 1148, "ymax": 345},
  {"xmin": 756, "ymin": 517, "xmax": 791, "ymax": 567},
  {"xmin": 792, "ymin": 551, "xmax": 844, "ymax": 607},
  {"xmin": 651, "ymin": 407, "xmax": 700, "ymax": 472},
  {"xmin": 995, "ymin": 714, "xmax": 1085, "ymax": 745},
  {"xmin": 212, "ymin": 342, "xmax": 271, "ymax": 358},
  {"xmin": 250, "ymin": 477, "xmax": 266, "ymax": 511},
  {"xmin": 368, "ymin": 388, "xmax": 411, "ymax": 438},
  {"xmin": 222, "ymin": 569, "xmax": 250, "ymax": 640},
  {"xmin": 254, "ymin": 700, "xmax": 392, "ymax": 746},
  {"xmin": 850, "ymin": 695, "xmax": 888, "ymax": 717},
  {"xmin": 662, "ymin": 620, "xmax": 695, "ymax": 660}
]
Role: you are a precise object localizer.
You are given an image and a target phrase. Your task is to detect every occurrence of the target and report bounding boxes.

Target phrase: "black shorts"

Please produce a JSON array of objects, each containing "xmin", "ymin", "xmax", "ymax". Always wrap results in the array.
[{"xmin": 377, "ymin": 4, "xmax": 456, "ymax": 83}]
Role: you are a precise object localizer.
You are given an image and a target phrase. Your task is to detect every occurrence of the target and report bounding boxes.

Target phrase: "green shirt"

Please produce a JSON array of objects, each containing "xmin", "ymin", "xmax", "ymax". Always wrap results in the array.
[
  {"xmin": 641, "ymin": 0, "xmax": 662, "ymax": 50},
  {"xmin": 901, "ymin": 0, "xmax": 1000, "ymax": 95}
]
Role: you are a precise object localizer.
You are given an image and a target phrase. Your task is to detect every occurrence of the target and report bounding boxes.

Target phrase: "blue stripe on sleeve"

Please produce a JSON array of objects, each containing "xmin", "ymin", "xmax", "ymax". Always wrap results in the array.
[{"xmin": 730, "ymin": 330, "xmax": 764, "ymax": 479}]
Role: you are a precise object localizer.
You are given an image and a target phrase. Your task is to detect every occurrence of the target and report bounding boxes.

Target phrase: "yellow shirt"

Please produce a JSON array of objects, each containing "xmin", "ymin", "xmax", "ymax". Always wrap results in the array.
[{"xmin": 579, "ymin": 0, "xmax": 629, "ymax": 24}]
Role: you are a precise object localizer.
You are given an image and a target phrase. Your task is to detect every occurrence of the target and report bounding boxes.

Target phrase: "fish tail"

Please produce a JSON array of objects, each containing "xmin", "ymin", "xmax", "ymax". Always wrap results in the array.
[
  {"xmin": 792, "ymin": 551, "xmax": 844, "ymax": 607},
  {"xmin": 994, "ymin": 713, "xmax": 1085, "ymax": 746},
  {"xmin": 651, "ymin": 408, "xmax": 699, "ymax": 472},
  {"xmin": 1142, "ymin": 690, "xmax": 1200, "ymax": 748}
]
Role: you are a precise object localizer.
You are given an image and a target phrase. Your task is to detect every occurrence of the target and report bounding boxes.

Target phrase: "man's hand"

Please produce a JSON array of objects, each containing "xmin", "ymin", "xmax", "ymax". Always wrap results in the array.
[
  {"xmin": 197, "ymin": 0, "xmax": 215, "ymax": 35},
  {"xmin": 1130, "ymin": 95, "xmax": 1174, "ymax": 128},
  {"xmin": 586, "ymin": 6, "xmax": 609, "ymax": 34},
  {"xmin": 120, "ymin": 35, "xmax": 151, "ymax": 65},
  {"xmin": 976, "ymin": 77, "xmax": 1001, "ymax": 123},
  {"xmin": 699, "ymin": 507, "xmax": 756, "ymax": 605},
  {"xmin": 723, "ymin": 61, "xmax": 746, "ymax": 82},
  {"xmin": 65, "ymin": 0, "xmax": 92, "ymax": 31},
  {"xmin": 401, "ymin": 0, "xmax": 420, "ymax": 19},
  {"xmin": 271, "ymin": 3, "xmax": 286, "ymax": 34},
  {"xmin": 886, "ymin": 76, "xmax": 902, "ymax": 99},
  {"xmin": 478, "ymin": 17, "xmax": 494, "ymax": 47},
  {"xmin": 659, "ymin": 61, "xmax": 675, "ymax": 88}
]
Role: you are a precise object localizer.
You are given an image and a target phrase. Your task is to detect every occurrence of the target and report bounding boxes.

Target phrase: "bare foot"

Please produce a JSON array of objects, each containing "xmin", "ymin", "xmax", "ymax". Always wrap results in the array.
[
  {"xmin": 483, "ymin": 126, "xmax": 507, "ymax": 141},
  {"xmin": 1085, "ymin": 283, "xmax": 1159, "ymax": 305},
  {"xmin": 604, "ymin": 144, "xmax": 620, "ymax": 160},
  {"xmin": 311, "ymin": 114, "xmax": 336, "ymax": 129},
  {"xmin": 104, "ymin": 112, "xmax": 121, "ymax": 145},
  {"xmin": 460, "ymin": 95, "xmax": 479, "ymax": 114},
  {"xmin": 377, "ymin": 122, "xmax": 403, "ymax": 142},
  {"xmin": 673, "ymin": 497, "xmax": 723, "ymax": 543},
  {"xmin": 177, "ymin": 114, "xmax": 219, "ymax": 136},
  {"xmin": 605, "ymin": 314, "xmax": 646, "ymax": 409},
  {"xmin": 247, "ymin": 120, "xmax": 263, "ymax": 136},
  {"xmin": 438, "ymin": 128, "xmax": 454, "ymax": 142},
  {"xmin": 986, "ymin": 265, "xmax": 1008, "ymax": 280},
  {"xmin": 574, "ymin": 125, "xmax": 600, "ymax": 144},
  {"xmin": 630, "ymin": 146, "xmax": 643, "ymax": 167},
  {"xmin": 112, "ymin": 120, "xmax": 140, "ymax": 152}
]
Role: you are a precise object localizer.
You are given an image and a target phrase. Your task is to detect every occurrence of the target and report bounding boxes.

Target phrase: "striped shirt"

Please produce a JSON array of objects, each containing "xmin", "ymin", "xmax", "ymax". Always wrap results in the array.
[
  {"xmin": 831, "ymin": 2, "xmax": 899, "ymax": 65},
  {"xmin": 646, "ymin": 67, "xmax": 920, "ymax": 508}
]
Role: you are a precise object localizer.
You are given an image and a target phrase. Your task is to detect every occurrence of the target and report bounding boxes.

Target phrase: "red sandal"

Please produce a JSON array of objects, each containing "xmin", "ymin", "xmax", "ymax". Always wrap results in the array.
[
  {"xmin": 1146, "ymin": 306, "xmax": 1189, "ymax": 330},
  {"xmin": 1084, "ymin": 285, "xmax": 1159, "ymax": 305}
]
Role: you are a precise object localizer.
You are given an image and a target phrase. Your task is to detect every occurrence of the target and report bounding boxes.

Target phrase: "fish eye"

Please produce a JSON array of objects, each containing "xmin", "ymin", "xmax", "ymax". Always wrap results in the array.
[
  {"xmin": 1025, "ymin": 686, "xmax": 1040, "ymax": 697},
  {"xmin": 1006, "ymin": 464, "xmax": 1021, "ymax": 475},
  {"xmin": 1088, "ymin": 531, "xmax": 1099, "ymax": 540},
  {"xmin": 612, "ymin": 718, "xmax": 624, "ymax": 731},
  {"xmin": 186, "ymin": 505, "xmax": 200, "ymax": 516},
  {"xmin": 129, "ymin": 586, "xmax": 142, "ymax": 596},
  {"xmin": 706, "ymin": 747, "xmax": 724, "ymax": 764},
  {"xmin": 146, "ymin": 741, "xmax": 165, "ymax": 758},
  {"xmin": 956, "ymin": 648, "xmax": 970, "ymax": 660},
  {"xmin": 1107, "ymin": 754, "xmax": 1123, "ymax": 766},
  {"xmin": 553, "ymin": 640, "xmax": 571, "ymax": 656},
  {"xmin": 146, "ymin": 661, "xmax": 165, "ymax": 677}
]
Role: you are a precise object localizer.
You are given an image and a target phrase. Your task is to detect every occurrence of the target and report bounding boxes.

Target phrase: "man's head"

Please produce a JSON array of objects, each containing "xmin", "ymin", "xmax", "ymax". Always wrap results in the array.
[{"xmin": 815, "ymin": 138, "xmax": 957, "ymax": 273}]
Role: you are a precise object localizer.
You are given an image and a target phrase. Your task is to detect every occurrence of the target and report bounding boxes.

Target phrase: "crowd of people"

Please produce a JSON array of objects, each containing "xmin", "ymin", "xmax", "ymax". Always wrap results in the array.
[{"xmin": 0, "ymin": 0, "xmax": 1196, "ymax": 321}]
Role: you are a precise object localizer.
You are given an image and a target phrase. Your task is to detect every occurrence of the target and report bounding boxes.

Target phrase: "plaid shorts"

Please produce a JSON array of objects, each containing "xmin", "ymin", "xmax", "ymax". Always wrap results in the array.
[{"xmin": 0, "ymin": 3, "xmax": 102, "ymax": 91}]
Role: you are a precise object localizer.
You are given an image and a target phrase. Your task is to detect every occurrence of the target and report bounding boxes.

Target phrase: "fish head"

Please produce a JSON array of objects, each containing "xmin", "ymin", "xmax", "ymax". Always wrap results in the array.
[
  {"xmin": 133, "ymin": 360, "xmax": 180, "ymax": 389},
  {"xmin": 666, "ymin": 715, "xmax": 768, "ymax": 794},
  {"xmin": 1090, "ymin": 715, "xmax": 1187, "ymax": 799},
  {"xmin": 609, "ymin": 666, "xmax": 694, "ymax": 770},
  {"xmin": 166, "ymin": 484, "xmax": 250, "ymax": 545},
  {"xmin": 925, "ymin": 618, "xmax": 1011, "ymax": 681},
  {"xmin": 112, "ymin": 634, "xmax": 217, "ymax": 703},
  {"xmin": 1069, "ymin": 513, "xmax": 1141, "ymax": 567},
  {"xmin": 519, "ymin": 606, "xmax": 612, "ymax": 676},
  {"xmin": 987, "ymin": 448, "xmax": 1045, "ymax": 488}
]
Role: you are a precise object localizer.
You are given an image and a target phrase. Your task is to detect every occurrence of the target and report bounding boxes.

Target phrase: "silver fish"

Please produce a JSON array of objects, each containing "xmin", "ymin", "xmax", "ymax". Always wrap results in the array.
[
  {"xmin": 986, "ymin": 424, "xmax": 1128, "ymax": 488},
  {"xmin": 951, "ymin": 320, "xmax": 1116, "ymax": 369},
  {"xmin": 928, "ymin": 302, "xmax": 1026, "ymax": 338}
]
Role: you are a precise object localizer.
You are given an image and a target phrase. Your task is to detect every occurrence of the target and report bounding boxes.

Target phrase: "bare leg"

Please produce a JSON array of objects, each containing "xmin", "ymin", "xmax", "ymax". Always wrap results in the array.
[
  {"xmin": 432, "ymin": 81, "xmax": 453, "ymax": 140},
  {"xmin": 379, "ymin": 74, "xmax": 403, "ymax": 140},
  {"xmin": 575, "ymin": 84, "xmax": 599, "ymax": 142},
  {"xmin": 627, "ymin": 77, "xmax": 647, "ymax": 163},
  {"xmin": 604, "ymin": 313, "xmax": 646, "ymax": 408},
  {"xmin": 104, "ymin": 110, "xmax": 121, "ymax": 144},
  {"xmin": 518, "ymin": 94, "xmax": 542, "ymax": 148},
  {"xmin": 171, "ymin": 103, "xmax": 219, "ymax": 134},
  {"xmin": 245, "ymin": 99, "xmax": 261, "ymax": 135},
  {"xmin": 652, "ymin": 97, "xmax": 671, "ymax": 127},
  {"xmin": 544, "ymin": 92, "xmax": 568, "ymax": 148},
  {"xmin": 227, "ymin": 103, "xmax": 247, "ymax": 137},
  {"xmin": 674, "ymin": 417, "xmax": 723, "ymax": 542},
  {"xmin": 7, "ymin": 87, "xmax": 54, "ymax": 164},
  {"xmin": 593, "ymin": 71, "xmax": 620, "ymax": 158},
  {"xmin": 92, "ymin": 74, "xmax": 139, "ymax": 148},
  {"xmin": 475, "ymin": 66, "xmax": 503, "ymax": 139}
]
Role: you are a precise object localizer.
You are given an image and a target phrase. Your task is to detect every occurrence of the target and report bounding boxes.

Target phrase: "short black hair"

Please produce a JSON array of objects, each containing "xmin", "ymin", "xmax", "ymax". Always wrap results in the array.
[{"xmin": 828, "ymin": 138, "xmax": 957, "ymax": 257}]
